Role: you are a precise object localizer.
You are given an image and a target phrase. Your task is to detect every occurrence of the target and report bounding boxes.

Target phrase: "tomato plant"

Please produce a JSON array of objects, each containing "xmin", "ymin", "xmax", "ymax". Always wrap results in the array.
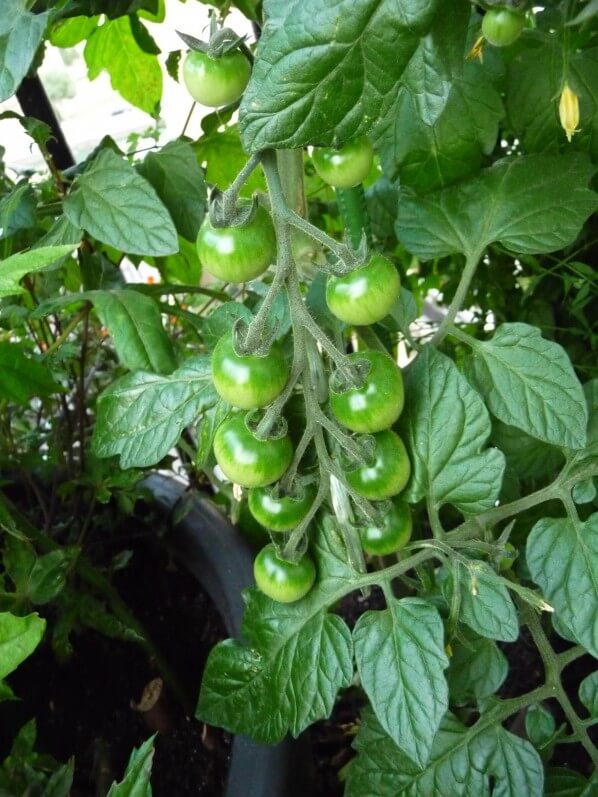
[
  {"xmin": 360, "ymin": 498, "xmax": 412, "ymax": 555},
  {"xmin": 482, "ymin": 8, "xmax": 526, "ymax": 47},
  {"xmin": 211, "ymin": 333, "xmax": 288, "ymax": 409},
  {"xmin": 253, "ymin": 543, "xmax": 316, "ymax": 603},
  {"xmin": 182, "ymin": 49, "xmax": 251, "ymax": 108},
  {"xmin": 329, "ymin": 350, "xmax": 404, "ymax": 433},
  {"xmin": 248, "ymin": 483, "xmax": 316, "ymax": 532},
  {"xmin": 196, "ymin": 202, "xmax": 277, "ymax": 282},
  {"xmin": 346, "ymin": 430, "xmax": 411, "ymax": 500},
  {"xmin": 311, "ymin": 136, "xmax": 374, "ymax": 188},
  {"xmin": 3, "ymin": 0, "xmax": 597, "ymax": 792},
  {"xmin": 213, "ymin": 414, "xmax": 293, "ymax": 488},
  {"xmin": 326, "ymin": 253, "xmax": 400, "ymax": 325}
]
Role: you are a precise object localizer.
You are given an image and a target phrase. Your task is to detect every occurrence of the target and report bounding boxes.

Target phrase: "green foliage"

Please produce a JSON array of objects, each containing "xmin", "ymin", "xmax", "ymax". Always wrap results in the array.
[
  {"xmin": 0, "ymin": 0, "xmax": 597, "ymax": 791},
  {"xmin": 106, "ymin": 735, "xmax": 155, "ymax": 796}
]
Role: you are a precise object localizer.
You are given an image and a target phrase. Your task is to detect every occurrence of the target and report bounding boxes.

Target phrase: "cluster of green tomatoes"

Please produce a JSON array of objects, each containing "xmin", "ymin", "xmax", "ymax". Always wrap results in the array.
[{"xmin": 182, "ymin": 33, "xmax": 414, "ymax": 605}]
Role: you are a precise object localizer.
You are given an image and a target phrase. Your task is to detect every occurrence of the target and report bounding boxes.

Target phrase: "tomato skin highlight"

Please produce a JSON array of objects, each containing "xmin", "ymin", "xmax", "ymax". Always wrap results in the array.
[
  {"xmin": 312, "ymin": 137, "xmax": 374, "ymax": 188},
  {"xmin": 253, "ymin": 543, "xmax": 316, "ymax": 603},
  {"xmin": 326, "ymin": 254, "xmax": 400, "ymax": 326},
  {"xmin": 346, "ymin": 430, "xmax": 411, "ymax": 500},
  {"xmin": 182, "ymin": 49, "xmax": 251, "ymax": 108},
  {"xmin": 360, "ymin": 499, "xmax": 412, "ymax": 555},
  {"xmin": 196, "ymin": 203, "xmax": 277, "ymax": 283},
  {"xmin": 248, "ymin": 484, "xmax": 316, "ymax": 532},
  {"xmin": 330, "ymin": 351, "xmax": 404, "ymax": 434},
  {"xmin": 213, "ymin": 414, "xmax": 293, "ymax": 488},
  {"xmin": 482, "ymin": 8, "xmax": 525, "ymax": 47},
  {"xmin": 211, "ymin": 334, "xmax": 288, "ymax": 410}
]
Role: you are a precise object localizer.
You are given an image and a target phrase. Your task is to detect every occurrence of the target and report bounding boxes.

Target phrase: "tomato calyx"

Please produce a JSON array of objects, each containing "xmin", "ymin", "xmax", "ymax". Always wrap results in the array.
[
  {"xmin": 177, "ymin": 25, "xmax": 247, "ymax": 59},
  {"xmin": 245, "ymin": 408, "xmax": 289, "ymax": 442},
  {"xmin": 208, "ymin": 189, "xmax": 258, "ymax": 229},
  {"xmin": 329, "ymin": 355, "xmax": 372, "ymax": 394}
]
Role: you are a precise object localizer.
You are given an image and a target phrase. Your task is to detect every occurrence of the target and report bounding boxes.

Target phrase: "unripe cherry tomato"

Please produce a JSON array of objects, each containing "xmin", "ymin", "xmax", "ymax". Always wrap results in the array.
[
  {"xmin": 182, "ymin": 49, "xmax": 251, "ymax": 108},
  {"xmin": 346, "ymin": 430, "xmax": 411, "ymax": 500},
  {"xmin": 311, "ymin": 137, "xmax": 374, "ymax": 188},
  {"xmin": 360, "ymin": 498, "xmax": 412, "ymax": 555},
  {"xmin": 326, "ymin": 254, "xmax": 400, "ymax": 326},
  {"xmin": 254, "ymin": 543, "xmax": 316, "ymax": 603},
  {"xmin": 211, "ymin": 334, "xmax": 288, "ymax": 410},
  {"xmin": 213, "ymin": 414, "xmax": 292, "ymax": 488},
  {"xmin": 482, "ymin": 8, "xmax": 526, "ymax": 47},
  {"xmin": 248, "ymin": 483, "xmax": 316, "ymax": 532},
  {"xmin": 196, "ymin": 202, "xmax": 277, "ymax": 283},
  {"xmin": 330, "ymin": 351, "xmax": 404, "ymax": 434}
]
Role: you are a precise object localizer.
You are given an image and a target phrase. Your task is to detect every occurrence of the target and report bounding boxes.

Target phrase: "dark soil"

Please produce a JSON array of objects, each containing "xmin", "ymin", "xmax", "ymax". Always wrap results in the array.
[{"xmin": 4, "ymin": 522, "xmax": 230, "ymax": 796}]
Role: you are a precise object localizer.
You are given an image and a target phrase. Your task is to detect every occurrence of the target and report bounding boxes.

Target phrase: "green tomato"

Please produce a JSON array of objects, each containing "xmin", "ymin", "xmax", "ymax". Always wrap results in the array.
[
  {"xmin": 196, "ymin": 202, "xmax": 277, "ymax": 283},
  {"xmin": 312, "ymin": 137, "xmax": 374, "ymax": 188},
  {"xmin": 253, "ymin": 543, "xmax": 316, "ymax": 603},
  {"xmin": 211, "ymin": 334, "xmax": 288, "ymax": 410},
  {"xmin": 248, "ymin": 483, "xmax": 316, "ymax": 533},
  {"xmin": 326, "ymin": 254, "xmax": 400, "ymax": 326},
  {"xmin": 499, "ymin": 542, "xmax": 517, "ymax": 571},
  {"xmin": 330, "ymin": 351, "xmax": 404, "ymax": 434},
  {"xmin": 360, "ymin": 499, "xmax": 412, "ymax": 555},
  {"xmin": 182, "ymin": 49, "xmax": 251, "ymax": 108},
  {"xmin": 213, "ymin": 414, "xmax": 293, "ymax": 488},
  {"xmin": 482, "ymin": 8, "xmax": 526, "ymax": 47},
  {"xmin": 346, "ymin": 430, "xmax": 410, "ymax": 500}
]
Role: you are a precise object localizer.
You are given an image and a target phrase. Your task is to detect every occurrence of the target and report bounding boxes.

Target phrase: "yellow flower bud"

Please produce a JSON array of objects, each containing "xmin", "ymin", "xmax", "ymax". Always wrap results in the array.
[{"xmin": 559, "ymin": 82, "xmax": 580, "ymax": 143}]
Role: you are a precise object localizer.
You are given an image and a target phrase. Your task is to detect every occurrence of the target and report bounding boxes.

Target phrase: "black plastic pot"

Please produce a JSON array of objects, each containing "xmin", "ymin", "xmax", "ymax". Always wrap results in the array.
[{"xmin": 146, "ymin": 474, "xmax": 314, "ymax": 797}]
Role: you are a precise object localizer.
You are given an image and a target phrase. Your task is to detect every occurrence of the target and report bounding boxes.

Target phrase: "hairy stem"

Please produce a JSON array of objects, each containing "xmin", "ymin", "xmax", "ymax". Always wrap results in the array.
[{"xmin": 431, "ymin": 252, "xmax": 482, "ymax": 346}]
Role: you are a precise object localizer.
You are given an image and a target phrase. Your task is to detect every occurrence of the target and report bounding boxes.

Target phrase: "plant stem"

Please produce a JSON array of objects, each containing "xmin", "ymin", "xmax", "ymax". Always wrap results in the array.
[
  {"xmin": 431, "ymin": 251, "xmax": 482, "ymax": 346},
  {"xmin": 44, "ymin": 303, "xmax": 91, "ymax": 355},
  {"xmin": 524, "ymin": 606, "xmax": 598, "ymax": 766}
]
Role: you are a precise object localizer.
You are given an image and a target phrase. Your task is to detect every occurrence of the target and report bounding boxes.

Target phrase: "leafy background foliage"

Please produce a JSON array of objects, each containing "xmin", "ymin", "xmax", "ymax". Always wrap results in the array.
[{"xmin": 0, "ymin": 0, "xmax": 597, "ymax": 794}]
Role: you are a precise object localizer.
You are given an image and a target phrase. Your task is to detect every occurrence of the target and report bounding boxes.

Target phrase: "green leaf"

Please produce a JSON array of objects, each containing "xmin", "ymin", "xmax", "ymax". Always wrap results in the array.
[
  {"xmin": 353, "ymin": 598, "xmax": 448, "ymax": 767},
  {"xmin": 0, "ymin": 1, "xmax": 49, "ymax": 102},
  {"xmin": 572, "ymin": 478, "xmax": 596, "ymax": 504},
  {"xmin": 107, "ymin": 735, "xmax": 155, "ymax": 797},
  {"xmin": 507, "ymin": 41, "xmax": 598, "ymax": 161},
  {"xmin": 525, "ymin": 703, "xmax": 556, "ymax": 749},
  {"xmin": 446, "ymin": 632, "xmax": 508, "ymax": 705},
  {"xmin": 345, "ymin": 708, "xmax": 543, "ymax": 796},
  {"xmin": 192, "ymin": 125, "xmax": 266, "ymax": 195},
  {"xmin": 0, "ymin": 245, "xmax": 77, "ymax": 298},
  {"xmin": 545, "ymin": 768, "xmax": 589, "ymax": 797},
  {"xmin": 455, "ymin": 561, "xmax": 519, "ymax": 643},
  {"xmin": 491, "ymin": 420, "xmax": 563, "ymax": 481},
  {"xmin": 77, "ymin": 594, "xmax": 143, "ymax": 643},
  {"xmin": 50, "ymin": 15, "xmax": 99, "ymax": 47},
  {"xmin": 579, "ymin": 671, "xmax": 598, "ymax": 717},
  {"xmin": 44, "ymin": 760, "xmax": 75, "ymax": 797},
  {"xmin": 33, "ymin": 215, "xmax": 82, "ymax": 249},
  {"xmin": 138, "ymin": 139, "xmax": 206, "ymax": 242},
  {"xmin": 92, "ymin": 356, "xmax": 218, "ymax": 468},
  {"xmin": 197, "ymin": 516, "xmax": 355, "ymax": 743},
  {"xmin": 396, "ymin": 154, "xmax": 598, "ymax": 261},
  {"xmin": 527, "ymin": 514, "xmax": 598, "ymax": 657},
  {"xmin": 584, "ymin": 380, "xmax": 598, "ymax": 456},
  {"xmin": 0, "ymin": 182, "xmax": 37, "ymax": 239},
  {"xmin": 465, "ymin": 323, "xmax": 588, "ymax": 450},
  {"xmin": 4, "ymin": 538, "xmax": 72, "ymax": 605},
  {"xmin": 0, "ymin": 612, "xmax": 45, "ymax": 679},
  {"xmin": 84, "ymin": 15, "xmax": 162, "ymax": 116},
  {"xmin": 0, "ymin": 343, "xmax": 62, "ymax": 404},
  {"xmin": 376, "ymin": 5, "xmax": 503, "ymax": 192},
  {"xmin": 64, "ymin": 149, "xmax": 178, "ymax": 256},
  {"xmin": 195, "ymin": 401, "xmax": 230, "ymax": 469},
  {"xmin": 239, "ymin": 0, "xmax": 438, "ymax": 151},
  {"xmin": 202, "ymin": 302, "xmax": 253, "ymax": 350},
  {"xmin": 90, "ymin": 289, "xmax": 177, "ymax": 374},
  {"xmin": 0, "ymin": 680, "xmax": 16, "ymax": 703},
  {"xmin": 400, "ymin": 346, "xmax": 505, "ymax": 514},
  {"xmin": 489, "ymin": 725, "xmax": 545, "ymax": 797}
]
